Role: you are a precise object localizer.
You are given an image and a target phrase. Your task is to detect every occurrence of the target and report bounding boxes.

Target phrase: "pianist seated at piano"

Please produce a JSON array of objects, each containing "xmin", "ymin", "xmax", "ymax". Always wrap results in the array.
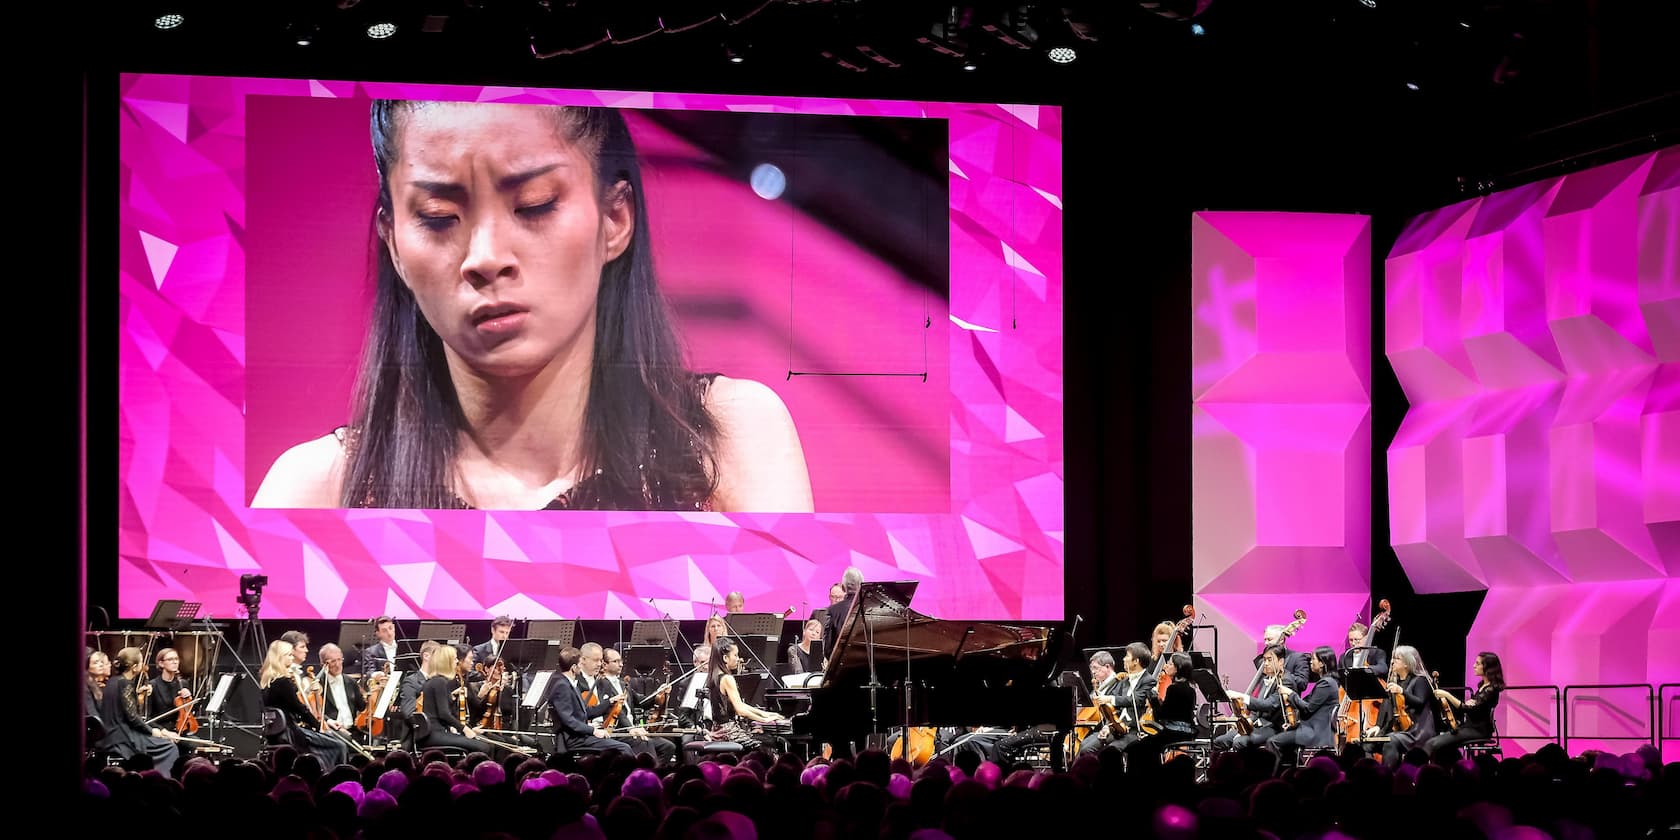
[{"xmin": 701, "ymin": 638, "xmax": 787, "ymax": 751}]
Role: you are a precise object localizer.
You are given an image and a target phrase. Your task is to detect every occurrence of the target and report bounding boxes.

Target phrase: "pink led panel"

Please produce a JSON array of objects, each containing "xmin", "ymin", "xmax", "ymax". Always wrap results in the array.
[
  {"xmin": 115, "ymin": 75, "xmax": 1064, "ymax": 620},
  {"xmin": 1191, "ymin": 211, "xmax": 1374, "ymax": 676},
  {"xmin": 1386, "ymin": 147, "xmax": 1679, "ymax": 754}
]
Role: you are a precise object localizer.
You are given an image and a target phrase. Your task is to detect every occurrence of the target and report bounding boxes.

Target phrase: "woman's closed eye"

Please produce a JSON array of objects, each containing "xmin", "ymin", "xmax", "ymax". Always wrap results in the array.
[{"xmin": 516, "ymin": 199, "xmax": 557, "ymax": 218}]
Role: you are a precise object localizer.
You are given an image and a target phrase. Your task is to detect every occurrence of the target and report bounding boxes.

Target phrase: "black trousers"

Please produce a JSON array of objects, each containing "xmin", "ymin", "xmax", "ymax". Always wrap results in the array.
[{"xmin": 1425, "ymin": 725, "xmax": 1493, "ymax": 756}]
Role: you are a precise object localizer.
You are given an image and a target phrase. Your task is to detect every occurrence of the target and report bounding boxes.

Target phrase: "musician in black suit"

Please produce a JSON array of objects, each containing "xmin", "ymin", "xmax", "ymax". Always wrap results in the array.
[
  {"xmin": 360, "ymin": 616, "xmax": 402, "ymax": 677},
  {"xmin": 1217, "ymin": 645, "xmax": 1291, "ymax": 752},
  {"xmin": 592, "ymin": 646, "xmax": 676, "ymax": 762},
  {"xmin": 1265, "ymin": 646, "xmax": 1342, "ymax": 764},
  {"xmin": 317, "ymin": 643, "xmax": 367, "ymax": 739},
  {"xmin": 1123, "ymin": 652, "xmax": 1198, "ymax": 770},
  {"xmin": 1078, "ymin": 649, "xmax": 1127, "ymax": 755},
  {"xmin": 1098, "ymin": 643, "xmax": 1154, "ymax": 755},
  {"xmin": 548, "ymin": 645, "xmax": 634, "ymax": 755},
  {"xmin": 1339, "ymin": 622, "xmax": 1390, "ymax": 679},
  {"xmin": 471, "ymin": 616, "xmax": 516, "ymax": 671},
  {"xmin": 1252, "ymin": 624, "xmax": 1310, "ymax": 691},
  {"xmin": 823, "ymin": 566, "xmax": 863, "ymax": 668}
]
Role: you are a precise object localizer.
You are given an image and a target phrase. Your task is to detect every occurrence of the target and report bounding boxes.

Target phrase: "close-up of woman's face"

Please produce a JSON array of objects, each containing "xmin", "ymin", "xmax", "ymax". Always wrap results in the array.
[{"xmin": 381, "ymin": 103, "xmax": 632, "ymax": 380}]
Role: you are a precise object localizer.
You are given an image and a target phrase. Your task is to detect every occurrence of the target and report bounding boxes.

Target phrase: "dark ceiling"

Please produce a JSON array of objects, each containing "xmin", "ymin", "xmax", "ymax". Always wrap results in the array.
[{"xmin": 95, "ymin": 1, "xmax": 1675, "ymax": 212}]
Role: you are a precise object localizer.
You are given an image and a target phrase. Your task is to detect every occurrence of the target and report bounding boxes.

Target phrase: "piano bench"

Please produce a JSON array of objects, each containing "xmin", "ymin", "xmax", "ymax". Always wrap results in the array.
[{"xmin": 683, "ymin": 741, "xmax": 745, "ymax": 765}]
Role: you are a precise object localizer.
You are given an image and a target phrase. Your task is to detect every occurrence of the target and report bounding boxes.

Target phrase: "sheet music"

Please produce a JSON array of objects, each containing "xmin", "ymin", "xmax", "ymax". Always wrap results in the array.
[
  {"xmin": 372, "ymin": 670, "xmax": 403, "ymax": 718},
  {"xmin": 205, "ymin": 673, "xmax": 236, "ymax": 714},
  {"xmin": 524, "ymin": 670, "xmax": 555, "ymax": 708}
]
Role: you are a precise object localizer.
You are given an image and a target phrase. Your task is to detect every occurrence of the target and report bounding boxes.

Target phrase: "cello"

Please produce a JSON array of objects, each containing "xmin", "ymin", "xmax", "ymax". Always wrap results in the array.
[{"xmin": 1336, "ymin": 599, "xmax": 1391, "ymax": 749}]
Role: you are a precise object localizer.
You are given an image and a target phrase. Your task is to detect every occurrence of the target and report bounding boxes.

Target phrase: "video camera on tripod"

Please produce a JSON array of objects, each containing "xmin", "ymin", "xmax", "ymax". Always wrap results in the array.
[{"xmin": 238, "ymin": 574, "xmax": 268, "ymax": 611}]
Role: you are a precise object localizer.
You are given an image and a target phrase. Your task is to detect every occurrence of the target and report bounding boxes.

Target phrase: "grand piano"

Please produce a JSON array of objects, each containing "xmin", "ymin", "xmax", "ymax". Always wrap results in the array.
[{"xmin": 786, "ymin": 581, "xmax": 1073, "ymax": 755}]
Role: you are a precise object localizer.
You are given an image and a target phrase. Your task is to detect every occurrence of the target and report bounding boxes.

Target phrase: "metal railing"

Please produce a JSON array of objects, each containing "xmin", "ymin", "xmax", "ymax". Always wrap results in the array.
[
  {"xmin": 1561, "ymin": 683, "xmax": 1655, "ymax": 755},
  {"xmin": 1657, "ymin": 684, "xmax": 1678, "ymax": 754},
  {"xmin": 1485, "ymin": 684, "xmax": 1561, "ymax": 749}
]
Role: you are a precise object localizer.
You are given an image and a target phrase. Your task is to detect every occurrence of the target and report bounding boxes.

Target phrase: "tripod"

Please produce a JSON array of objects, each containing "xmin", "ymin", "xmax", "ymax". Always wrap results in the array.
[{"xmin": 236, "ymin": 602, "xmax": 267, "ymax": 660}]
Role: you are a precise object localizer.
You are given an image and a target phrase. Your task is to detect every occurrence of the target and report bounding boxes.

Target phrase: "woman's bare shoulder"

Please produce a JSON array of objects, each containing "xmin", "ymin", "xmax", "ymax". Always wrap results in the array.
[
  {"xmin": 705, "ymin": 376, "xmax": 813, "ymax": 512},
  {"xmin": 251, "ymin": 433, "xmax": 348, "ymax": 508}
]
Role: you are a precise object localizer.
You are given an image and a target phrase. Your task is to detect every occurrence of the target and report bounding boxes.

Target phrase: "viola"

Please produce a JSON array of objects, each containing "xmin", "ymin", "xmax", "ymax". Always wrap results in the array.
[{"xmin": 1432, "ymin": 671, "xmax": 1459, "ymax": 732}]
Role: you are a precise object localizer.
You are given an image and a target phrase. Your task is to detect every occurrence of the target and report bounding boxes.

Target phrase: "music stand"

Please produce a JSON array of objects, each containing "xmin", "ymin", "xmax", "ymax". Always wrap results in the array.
[
  {"xmin": 526, "ymin": 619, "xmax": 580, "ymax": 650},
  {"xmin": 417, "ymin": 621, "xmax": 468, "ymax": 645},
  {"xmin": 725, "ymin": 613, "xmax": 784, "ymax": 637},
  {"xmin": 624, "ymin": 644, "xmax": 672, "ymax": 677},
  {"xmin": 1342, "ymin": 666, "xmax": 1387, "ymax": 734},
  {"xmin": 145, "ymin": 599, "xmax": 201, "ymax": 631},
  {"xmin": 336, "ymin": 620, "xmax": 374, "ymax": 658},
  {"xmin": 1187, "ymin": 667, "xmax": 1228, "ymax": 707},
  {"xmin": 629, "ymin": 619, "xmax": 680, "ymax": 647}
]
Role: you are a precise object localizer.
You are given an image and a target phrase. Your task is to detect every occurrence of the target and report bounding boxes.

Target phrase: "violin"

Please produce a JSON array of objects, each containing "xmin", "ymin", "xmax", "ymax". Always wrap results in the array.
[
  {"xmin": 477, "ymin": 658, "xmax": 506, "ymax": 729},
  {"xmin": 357, "ymin": 671, "xmax": 388, "ymax": 737},
  {"xmin": 175, "ymin": 693, "xmax": 199, "ymax": 735},
  {"xmin": 1431, "ymin": 671, "xmax": 1459, "ymax": 732}
]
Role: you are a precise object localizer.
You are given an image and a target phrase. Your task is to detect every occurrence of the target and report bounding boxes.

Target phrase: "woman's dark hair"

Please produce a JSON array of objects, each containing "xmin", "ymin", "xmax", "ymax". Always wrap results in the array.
[
  {"xmin": 347, "ymin": 101, "xmax": 716, "ymax": 509},
  {"xmin": 706, "ymin": 638, "xmax": 736, "ymax": 723},
  {"xmin": 1477, "ymin": 651, "xmax": 1505, "ymax": 691},
  {"xmin": 1170, "ymin": 652, "xmax": 1193, "ymax": 681},
  {"xmin": 1312, "ymin": 646, "xmax": 1338, "ymax": 676}
]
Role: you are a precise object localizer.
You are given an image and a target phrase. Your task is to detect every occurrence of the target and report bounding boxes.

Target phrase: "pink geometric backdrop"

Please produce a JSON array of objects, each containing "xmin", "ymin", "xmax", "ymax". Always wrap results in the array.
[
  {"xmin": 1191, "ymin": 212, "xmax": 1374, "ymax": 682},
  {"xmin": 1387, "ymin": 147, "xmax": 1679, "ymax": 757},
  {"xmin": 115, "ymin": 74, "xmax": 1064, "ymax": 621}
]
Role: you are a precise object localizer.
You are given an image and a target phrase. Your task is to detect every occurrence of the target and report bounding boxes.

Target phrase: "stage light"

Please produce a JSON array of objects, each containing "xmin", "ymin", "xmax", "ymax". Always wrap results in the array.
[
  {"xmin": 367, "ymin": 21, "xmax": 396, "ymax": 39},
  {"xmin": 1047, "ymin": 46, "xmax": 1076, "ymax": 64},
  {"xmin": 1190, "ymin": 22, "xmax": 1205, "ymax": 36},
  {"xmin": 962, "ymin": 60, "xmax": 978, "ymax": 71},
  {"xmin": 750, "ymin": 163, "xmax": 786, "ymax": 200},
  {"xmin": 1359, "ymin": 0, "xmax": 1376, "ymax": 7},
  {"xmin": 287, "ymin": 22, "xmax": 319, "ymax": 46},
  {"xmin": 1404, "ymin": 81, "xmax": 1419, "ymax": 91},
  {"xmin": 153, "ymin": 13, "xmax": 183, "ymax": 30}
]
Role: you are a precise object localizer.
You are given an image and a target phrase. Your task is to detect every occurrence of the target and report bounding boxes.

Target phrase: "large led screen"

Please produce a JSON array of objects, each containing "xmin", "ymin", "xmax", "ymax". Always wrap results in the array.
[{"xmin": 116, "ymin": 74, "xmax": 1063, "ymax": 621}]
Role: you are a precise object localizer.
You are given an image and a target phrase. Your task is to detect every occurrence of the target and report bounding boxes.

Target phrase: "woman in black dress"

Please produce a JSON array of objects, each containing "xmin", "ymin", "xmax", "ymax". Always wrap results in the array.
[
  {"xmin": 1123, "ymin": 652, "xmax": 1199, "ymax": 770},
  {"xmin": 107, "ymin": 647, "xmax": 183, "ymax": 777},
  {"xmin": 1426, "ymin": 651, "xmax": 1504, "ymax": 757},
  {"xmin": 259, "ymin": 640, "xmax": 349, "ymax": 768}
]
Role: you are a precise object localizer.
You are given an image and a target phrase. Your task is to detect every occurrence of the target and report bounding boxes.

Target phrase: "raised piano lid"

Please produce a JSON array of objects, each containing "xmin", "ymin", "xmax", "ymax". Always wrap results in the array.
[{"xmin": 821, "ymin": 580, "xmax": 1056, "ymax": 691}]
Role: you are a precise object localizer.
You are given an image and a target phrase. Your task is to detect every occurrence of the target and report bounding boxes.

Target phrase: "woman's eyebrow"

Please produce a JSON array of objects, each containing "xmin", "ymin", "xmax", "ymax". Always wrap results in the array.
[{"xmin": 409, "ymin": 163, "xmax": 567, "ymax": 196}]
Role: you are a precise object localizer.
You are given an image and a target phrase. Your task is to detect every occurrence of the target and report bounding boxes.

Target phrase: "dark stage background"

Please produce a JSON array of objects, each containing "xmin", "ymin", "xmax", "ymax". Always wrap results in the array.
[{"xmin": 53, "ymin": 1, "xmax": 1678, "ymax": 784}]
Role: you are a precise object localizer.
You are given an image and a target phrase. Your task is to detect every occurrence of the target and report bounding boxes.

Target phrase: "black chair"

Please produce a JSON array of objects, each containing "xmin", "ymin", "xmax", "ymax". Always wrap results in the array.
[
  {"xmin": 85, "ymin": 715, "xmax": 123, "ymax": 767},
  {"xmin": 257, "ymin": 707, "xmax": 296, "ymax": 765},
  {"xmin": 407, "ymin": 712, "xmax": 469, "ymax": 763},
  {"xmin": 1457, "ymin": 729, "xmax": 1503, "ymax": 760}
]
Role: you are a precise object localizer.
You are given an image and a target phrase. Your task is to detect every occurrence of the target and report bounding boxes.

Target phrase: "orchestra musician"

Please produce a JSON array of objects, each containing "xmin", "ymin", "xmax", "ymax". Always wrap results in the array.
[
  {"xmin": 317, "ymin": 643, "xmax": 366, "ymax": 741},
  {"xmin": 1103, "ymin": 643, "xmax": 1155, "ymax": 756},
  {"xmin": 1340, "ymin": 622, "xmax": 1389, "ymax": 677},
  {"xmin": 279, "ymin": 630, "xmax": 312, "ymax": 672},
  {"xmin": 1264, "ymin": 646, "xmax": 1342, "ymax": 764},
  {"xmin": 360, "ymin": 616, "xmax": 401, "ymax": 677},
  {"xmin": 1217, "ymin": 645, "xmax": 1291, "ymax": 753},
  {"xmin": 670, "ymin": 645, "xmax": 713, "ymax": 728},
  {"xmin": 1426, "ymin": 651, "xmax": 1504, "ymax": 758},
  {"xmin": 144, "ymin": 647, "xmax": 197, "ymax": 735},
  {"xmin": 1123, "ymin": 652, "xmax": 1198, "ymax": 769},
  {"xmin": 787, "ymin": 619, "xmax": 822, "ymax": 675},
  {"xmin": 1363, "ymin": 644, "xmax": 1437, "ymax": 767},
  {"xmin": 591, "ymin": 645, "xmax": 677, "ymax": 762},
  {"xmin": 1078, "ymin": 649, "xmax": 1129, "ymax": 755},
  {"xmin": 1255, "ymin": 625, "xmax": 1311, "ymax": 690},
  {"xmin": 258, "ymin": 639, "xmax": 348, "ymax": 768},
  {"xmin": 724, "ymin": 591, "xmax": 746, "ymax": 614},
  {"xmin": 824, "ymin": 567, "xmax": 864, "ymax": 667},
  {"xmin": 703, "ymin": 615, "xmax": 729, "ymax": 649},
  {"xmin": 548, "ymin": 645, "xmax": 635, "ymax": 756},
  {"xmin": 104, "ymin": 648, "xmax": 182, "ymax": 776},
  {"xmin": 1144, "ymin": 621, "xmax": 1182, "ymax": 677},
  {"xmin": 827, "ymin": 582, "xmax": 846, "ymax": 607},
  {"xmin": 470, "ymin": 616, "xmax": 515, "ymax": 670},
  {"xmin": 418, "ymin": 644, "xmax": 505, "ymax": 757},
  {"xmin": 390, "ymin": 639, "xmax": 440, "ymax": 745}
]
